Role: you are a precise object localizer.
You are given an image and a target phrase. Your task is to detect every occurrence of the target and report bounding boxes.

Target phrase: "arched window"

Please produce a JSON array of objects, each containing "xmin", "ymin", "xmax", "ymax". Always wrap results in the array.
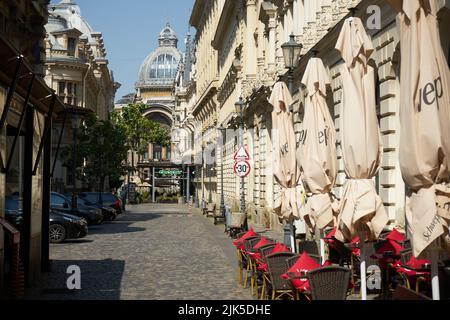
[{"xmin": 149, "ymin": 53, "xmax": 178, "ymax": 79}]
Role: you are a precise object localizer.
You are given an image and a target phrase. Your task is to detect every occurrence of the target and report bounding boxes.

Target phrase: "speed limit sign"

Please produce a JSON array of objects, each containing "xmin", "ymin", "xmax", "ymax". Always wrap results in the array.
[{"xmin": 234, "ymin": 160, "xmax": 251, "ymax": 178}]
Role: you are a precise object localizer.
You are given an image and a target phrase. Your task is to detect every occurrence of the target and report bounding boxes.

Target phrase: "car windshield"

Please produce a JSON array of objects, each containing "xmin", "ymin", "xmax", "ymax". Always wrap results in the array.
[
  {"xmin": 6, "ymin": 197, "xmax": 19, "ymax": 210},
  {"xmin": 81, "ymin": 193, "xmax": 116, "ymax": 203}
]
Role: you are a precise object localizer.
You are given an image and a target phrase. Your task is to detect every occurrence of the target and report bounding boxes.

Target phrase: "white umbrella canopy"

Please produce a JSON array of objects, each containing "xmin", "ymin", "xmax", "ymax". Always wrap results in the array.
[
  {"xmin": 269, "ymin": 81, "xmax": 303, "ymax": 223},
  {"xmin": 334, "ymin": 17, "xmax": 389, "ymax": 242},
  {"xmin": 387, "ymin": 0, "xmax": 450, "ymax": 259},
  {"xmin": 297, "ymin": 57, "xmax": 338, "ymax": 231}
]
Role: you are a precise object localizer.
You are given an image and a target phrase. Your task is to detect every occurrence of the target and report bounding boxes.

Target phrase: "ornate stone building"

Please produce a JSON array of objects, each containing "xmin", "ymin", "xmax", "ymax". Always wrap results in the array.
[
  {"xmin": 135, "ymin": 24, "xmax": 181, "ymax": 167},
  {"xmin": 177, "ymin": 0, "xmax": 450, "ymax": 233},
  {"xmin": 44, "ymin": 0, "xmax": 119, "ymax": 192},
  {"xmin": 0, "ymin": 0, "xmax": 66, "ymax": 294}
]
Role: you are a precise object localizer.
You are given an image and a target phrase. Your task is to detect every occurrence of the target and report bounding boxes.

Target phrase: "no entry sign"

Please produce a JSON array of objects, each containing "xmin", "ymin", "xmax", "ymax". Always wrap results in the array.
[{"xmin": 234, "ymin": 160, "xmax": 251, "ymax": 178}]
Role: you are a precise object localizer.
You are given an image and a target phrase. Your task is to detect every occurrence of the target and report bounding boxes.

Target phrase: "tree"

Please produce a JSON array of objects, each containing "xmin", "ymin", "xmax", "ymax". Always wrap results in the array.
[
  {"xmin": 111, "ymin": 103, "xmax": 171, "ymax": 174},
  {"xmin": 60, "ymin": 114, "xmax": 129, "ymax": 192}
]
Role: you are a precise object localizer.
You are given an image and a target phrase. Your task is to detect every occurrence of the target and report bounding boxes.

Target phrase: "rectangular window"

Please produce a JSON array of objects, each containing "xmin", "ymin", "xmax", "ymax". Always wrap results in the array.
[
  {"xmin": 67, "ymin": 83, "xmax": 73, "ymax": 95},
  {"xmin": 58, "ymin": 82, "xmax": 65, "ymax": 95},
  {"xmin": 68, "ymin": 38, "xmax": 76, "ymax": 56}
]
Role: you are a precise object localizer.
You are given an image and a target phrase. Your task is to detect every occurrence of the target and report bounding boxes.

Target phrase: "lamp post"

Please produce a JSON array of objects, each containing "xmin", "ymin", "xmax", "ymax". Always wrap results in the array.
[
  {"xmin": 71, "ymin": 113, "xmax": 81, "ymax": 209},
  {"xmin": 235, "ymin": 97, "xmax": 246, "ymax": 224},
  {"xmin": 281, "ymin": 34, "xmax": 303, "ymax": 95},
  {"xmin": 281, "ymin": 33, "xmax": 302, "ymax": 251},
  {"xmin": 218, "ymin": 124, "xmax": 226, "ymax": 221},
  {"xmin": 208, "ymin": 157, "xmax": 213, "ymax": 204},
  {"xmin": 201, "ymin": 143, "xmax": 205, "ymax": 209}
]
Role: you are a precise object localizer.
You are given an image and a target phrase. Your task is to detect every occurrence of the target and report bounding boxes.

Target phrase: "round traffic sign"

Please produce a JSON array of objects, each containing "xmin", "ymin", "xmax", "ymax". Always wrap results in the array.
[{"xmin": 234, "ymin": 161, "xmax": 251, "ymax": 178}]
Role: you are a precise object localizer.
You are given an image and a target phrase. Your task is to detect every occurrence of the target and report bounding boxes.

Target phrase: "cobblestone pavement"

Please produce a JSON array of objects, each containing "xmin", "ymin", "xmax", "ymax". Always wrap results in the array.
[{"xmin": 26, "ymin": 204, "xmax": 252, "ymax": 300}]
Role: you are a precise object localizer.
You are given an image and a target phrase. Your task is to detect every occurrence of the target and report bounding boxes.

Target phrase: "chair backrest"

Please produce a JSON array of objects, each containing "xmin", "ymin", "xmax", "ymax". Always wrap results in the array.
[
  {"xmin": 266, "ymin": 252, "xmax": 298, "ymax": 291},
  {"xmin": 207, "ymin": 203, "xmax": 216, "ymax": 211},
  {"xmin": 259, "ymin": 244, "xmax": 277, "ymax": 262},
  {"xmin": 236, "ymin": 231, "xmax": 247, "ymax": 240},
  {"xmin": 285, "ymin": 255, "xmax": 301, "ymax": 269},
  {"xmin": 400, "ymin": 249, "xmax": 413, "ymax": 265},
  {"xmin": 401, "ymin": 239, "xmax": 412, "ymax": 250},
  {"xmin": 298, "ymin": 241, "xmax": 319, "ymax": 255},
  {"xmin": 243, "ymin": 236, "xmax": 261, "ymax": 253},
  {"xmin": 392, "ymin": 285, "xmax": 431, "ymax": 300},
  {"xmin": 307, "ymin": 266, "xmax": 351, "ymax": 300}
]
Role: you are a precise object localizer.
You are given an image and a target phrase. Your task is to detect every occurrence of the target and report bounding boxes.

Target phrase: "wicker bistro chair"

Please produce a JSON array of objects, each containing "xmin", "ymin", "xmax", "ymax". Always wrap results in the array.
[
  {"xmin": 265, "ymin": 252, "xmax": 298, "ymax": 300},
  {"xmin": 235, "ymin": 232, "xmax": 248, "ymax": 285},
  {"xmin": 206, "ymin": 203, "xmax": 216, "ymax": 218},
  {"xmin": 307, "ymin": 266, "xmax": 351, "ymax": 300},
  {"xmin": 298, "ymin": 241, "xmax": 319, "ymax": 256},
  {"xmin": 257, "ymin": 243, "xmax": 280, "ymax": 300},
  {"xmin": 242, "ymin": 236, "xmax": 262, "ymax": 290}
]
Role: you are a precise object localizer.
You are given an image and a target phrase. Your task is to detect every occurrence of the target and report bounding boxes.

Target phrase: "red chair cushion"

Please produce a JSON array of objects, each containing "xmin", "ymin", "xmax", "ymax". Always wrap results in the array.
[
  {"xmin": 385, "ymin": 228, "xmax": 406, "ymax": 242},
  {"xmin": 233, "ymin": 229, "xmax": 257, "ymax": 250},
  {"xmin": 270, "ymin": 243, "xmax": 290, "ymax": 254},
  {"xmin": 281, "ymin": 252, "xmax": 321, "ymax": 292},
  {"xmin": 254, "ymin": 237, "xmax": 271, "ymax": 250},
  {"xmin": 376, "ymin": 240, "xmax": 404, "ymax": 255}
]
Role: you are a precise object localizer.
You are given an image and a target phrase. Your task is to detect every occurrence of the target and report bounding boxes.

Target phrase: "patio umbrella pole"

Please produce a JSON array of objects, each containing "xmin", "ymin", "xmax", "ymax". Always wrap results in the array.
[
  {"xmin": 431, "ymin": 240, "xmax": 441, "ymax": 300},
  {"xmin": 290, "ymin": 223, "xmax": 296, "ymax": 253},
  {"xmin": 319, "ymin": 230, "xmax": 326, "ymax": 264},
  {"xmin": 359, "ymin": 231, "xmax": 367, "ymax": 300}
]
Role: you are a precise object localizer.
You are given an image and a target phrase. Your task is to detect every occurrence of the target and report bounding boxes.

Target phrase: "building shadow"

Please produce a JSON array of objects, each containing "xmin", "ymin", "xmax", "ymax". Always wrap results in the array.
[{"xmin": 26, "ymin": 259, "xmax": 125, "ymax": 300}]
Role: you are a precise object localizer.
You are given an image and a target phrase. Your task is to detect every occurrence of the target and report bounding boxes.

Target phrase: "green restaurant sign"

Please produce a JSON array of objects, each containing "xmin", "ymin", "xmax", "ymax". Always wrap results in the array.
[{"xmin": 158, "ymin": 169, "xmax": 183, "ymax": 177}]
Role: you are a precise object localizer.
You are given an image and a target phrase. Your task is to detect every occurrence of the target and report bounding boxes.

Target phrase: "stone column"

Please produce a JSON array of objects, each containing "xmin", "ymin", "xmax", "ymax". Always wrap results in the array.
[
  {"xmin": 246, "ymin": 0, "xmax": 257, "ymax": 79},
  {"xmin": 267, "ymin": 13, "xmax": 277, "ymax": 74}
]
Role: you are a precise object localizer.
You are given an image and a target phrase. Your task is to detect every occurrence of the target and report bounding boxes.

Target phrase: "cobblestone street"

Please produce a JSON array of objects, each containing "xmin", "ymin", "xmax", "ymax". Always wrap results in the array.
[{"xmin": 27, "ymin": 204, "xmax": 252, "ymax": 300}]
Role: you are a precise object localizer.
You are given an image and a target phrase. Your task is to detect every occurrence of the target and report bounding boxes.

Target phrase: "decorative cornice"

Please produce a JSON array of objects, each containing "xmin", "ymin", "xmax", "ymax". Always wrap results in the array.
[{"xmin": 212, "ymin": 0, "xmax": 238, "ymax": 50}]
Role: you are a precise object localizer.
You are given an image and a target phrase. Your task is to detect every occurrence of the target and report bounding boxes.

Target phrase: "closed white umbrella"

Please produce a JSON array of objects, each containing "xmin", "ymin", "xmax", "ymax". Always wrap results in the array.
[
  {"xmin": 335, "ymin": 16, "xmax": 389, "ymax": 300},
  {"xmin": 335, "ymin": 16, "xmax": 389, "ymax": 242},
  {"xmin": 270, "ymin": 81, "xmax": 303, "ymax": 252},
  {"xmin": 297, "ymin": 57, "xmax": 338, "ymax": 232},
  {"xmin": 387, "ymin": 0, "xmax": 450, "ymax": 300}
]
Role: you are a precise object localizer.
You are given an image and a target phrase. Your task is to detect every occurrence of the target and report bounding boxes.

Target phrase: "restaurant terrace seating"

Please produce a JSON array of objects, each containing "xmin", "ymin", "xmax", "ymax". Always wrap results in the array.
[{"xmin": 307, "ymin": 266, "xmax": 351, "ymax": 300}]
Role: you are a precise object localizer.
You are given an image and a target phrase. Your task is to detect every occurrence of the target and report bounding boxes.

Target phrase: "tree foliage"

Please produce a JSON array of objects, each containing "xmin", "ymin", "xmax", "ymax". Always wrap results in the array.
[
  {"xmin": 111, "ymin": 103, "xmax": 171, "ymax": 156},
  {"xmin": 60, "ymin": 114, "xmax": 129, "ymax": 190}
]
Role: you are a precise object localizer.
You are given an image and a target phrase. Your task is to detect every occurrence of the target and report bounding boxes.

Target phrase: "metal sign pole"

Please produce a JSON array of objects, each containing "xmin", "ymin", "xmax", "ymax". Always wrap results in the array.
[{"xmin": 152, "ymin": 167, "xmax": 156, "ymax": 203}]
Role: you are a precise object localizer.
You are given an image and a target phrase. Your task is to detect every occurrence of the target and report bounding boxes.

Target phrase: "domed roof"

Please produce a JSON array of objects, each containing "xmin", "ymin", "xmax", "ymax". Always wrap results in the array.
[
  {"xmin": 159, "ymin": 24, "xmax": 178, "ymax": 48},
  {"xmin": 47, "ymin": 0, "xmax": 94, "ymax": 43},
  {"xmin": 137, "ymin": 24, "xmax": 181, "ymax": 88}
]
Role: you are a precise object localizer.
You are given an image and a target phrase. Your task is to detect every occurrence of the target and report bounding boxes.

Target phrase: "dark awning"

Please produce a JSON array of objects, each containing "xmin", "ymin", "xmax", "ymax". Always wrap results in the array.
[{"xmin": 0, "ymin": 33, "xmax": 66, "ymax": 116}]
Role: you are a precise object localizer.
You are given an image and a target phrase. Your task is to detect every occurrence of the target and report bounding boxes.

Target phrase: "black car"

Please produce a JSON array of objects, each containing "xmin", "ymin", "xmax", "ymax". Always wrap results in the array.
[
  {"xmin": 49, "ymin": 211, "xmax": 88, "ymax": 243},
  {"xmin": 78, "ymin": 192, "xmax": 123, "ymax": 214},
  {"xmin": 5, "ymin": 196, "xmax": 87, "ymax": 243},
  {"xmin": 5, "ymin": 195, "xmax": 23, "ymax": 227},
  {"xmin": 77, "ymin": 197, "xmax": 117, "ymax": 221},
  {"xmin": 51, "ymin": 192, "xmax": 103, "ymax": 225}
]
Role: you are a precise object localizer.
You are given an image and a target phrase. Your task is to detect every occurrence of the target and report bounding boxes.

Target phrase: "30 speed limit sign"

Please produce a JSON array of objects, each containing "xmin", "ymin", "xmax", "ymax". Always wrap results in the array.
[{"xmin": 234, "ymin": 160, "xmax": 251, "ymax": 178}]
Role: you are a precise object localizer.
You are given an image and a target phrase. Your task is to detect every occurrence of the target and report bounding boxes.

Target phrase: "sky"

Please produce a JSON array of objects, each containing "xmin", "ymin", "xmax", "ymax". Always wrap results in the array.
[{"xmin": 50, "ymin": 0, "xmax": 195, "ymax": 101}]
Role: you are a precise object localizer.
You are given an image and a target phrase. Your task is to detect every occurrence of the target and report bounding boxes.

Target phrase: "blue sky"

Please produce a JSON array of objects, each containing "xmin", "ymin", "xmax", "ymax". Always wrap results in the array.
[{"xmin": 50, "ymin": 0, "xmax": 195, "ymax": 101}]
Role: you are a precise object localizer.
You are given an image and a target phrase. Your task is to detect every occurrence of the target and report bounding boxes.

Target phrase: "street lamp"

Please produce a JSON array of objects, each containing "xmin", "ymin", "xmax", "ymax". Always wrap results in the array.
[
  {"xmin": 281, "ymin": 33, "xmax": 302, "ymax": 251},
  {"xmin": 234, "ymin": 97, "xmax": 246, "ymax": 217},
  {"xmin": 71, "ymin": 113, "xmax": 82, "ymax": 209},
  {"xmin": 201, "ymin": 143, "xmax": 205, "ymax": 209},
  {"xmin": 281, "ymin": 34, "xmax": 303, "ymax": 94},
  {"xmin": 218, "ymin": 124, "xmax": 226, "ymax": 222}
]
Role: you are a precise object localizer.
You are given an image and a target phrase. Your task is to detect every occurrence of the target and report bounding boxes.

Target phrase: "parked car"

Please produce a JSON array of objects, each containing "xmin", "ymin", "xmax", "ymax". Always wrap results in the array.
[
  {"xmin": 5, "ymin": 195, "xmax": 23, "ymax": 227},
  {"xmin": 77, "ymin": 197, "xmax": 117, "ymax": 221},
  {"xmin": 78, "ymin": 192, "xmax": 123, "ymax": 214},
  {"xmin": 5, "ymin": 195, "xmax": 88, "ymax": 243},
  {"xmin": 49, "ymin": 211, "xmax": 88, "ymax": 243},
  {"xmin": 51, "ymin": 192, "xmax": 103, "ymax": 225}
]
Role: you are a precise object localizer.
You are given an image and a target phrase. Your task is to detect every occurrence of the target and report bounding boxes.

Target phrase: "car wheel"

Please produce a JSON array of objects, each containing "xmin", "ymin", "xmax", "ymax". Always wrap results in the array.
[{"xmin": 49, "ymin": 224, "xmax": 66, "ymax": 243}]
